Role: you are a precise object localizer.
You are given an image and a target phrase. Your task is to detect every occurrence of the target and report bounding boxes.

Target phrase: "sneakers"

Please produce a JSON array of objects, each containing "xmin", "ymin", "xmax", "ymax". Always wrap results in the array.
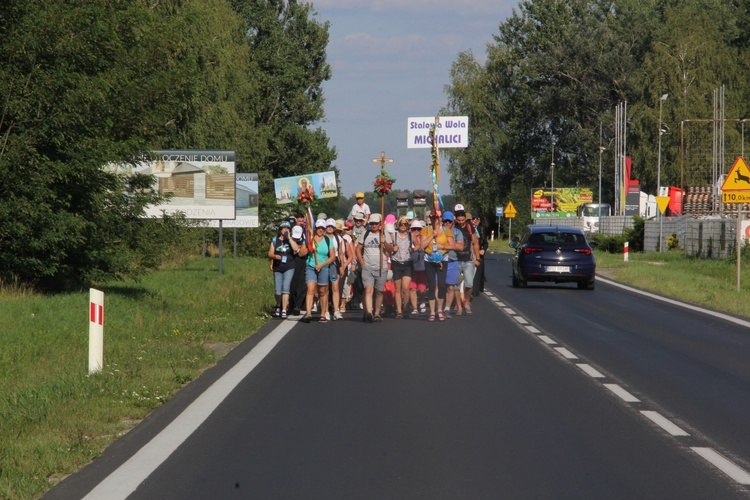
[
  {"xmin": 333, "ymin": 311, "xmax": 343, "ymax": 320},
  {"xmin": 419, "ymin": 303, "xmax": 427, "ymax": 314},
  {"xmin": 312, "ymin": 303, "xmax": 318, "ymax": 313},
  {"xmin": 437, "ymin": 311, "xmax": 446, "ymax": 321},
  {"xmin": 465, "ymin": 306, "xmax": 472, "ymax": 315},
  {"xmin": 281, "ymin": 310, "xmax": 287, "ymax": 319},
  {"xmin": 443, "ymin": 308, "xmax": 452, "ymax": 319},
  {"xmin": 321, "ymin": 312, "xmax": 330, "ymax": 322},
  {"xmin": 274, "ymin": 306, "xmax": 281, "ymax": 317}
]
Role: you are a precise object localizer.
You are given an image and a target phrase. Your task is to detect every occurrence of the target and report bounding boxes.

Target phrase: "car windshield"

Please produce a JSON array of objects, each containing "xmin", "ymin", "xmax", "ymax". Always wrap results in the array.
[{"xmin": 528, "ymin": 232, "xmax": 586, "ymax": 246}]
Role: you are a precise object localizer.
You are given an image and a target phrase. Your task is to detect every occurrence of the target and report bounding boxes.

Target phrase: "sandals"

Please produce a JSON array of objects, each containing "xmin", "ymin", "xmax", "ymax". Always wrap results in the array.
[
  {"xmin": 395, "ymin": 313, "xmax": 403, "ymax": 319},
  {"xmin": 280, "ymin": 310, "xmax": 287, "ymax": 319},
  {"xmin": 428, "ymin": 314, "xmax": 436, "ymax": 322},
  {"xmin": 373, "ymin": 315, "xmax": 383, "ymax": 322},
  {"xmin": 319, "ymin": 316, "xmax": 328, "ymax": 322},
  {"xmin": 301, "ymin": 314, "xmax": 312, "ymax": 323},
  {"xmin": 437, "ymin": 311, "xmax": 446, "ymax": 321}
]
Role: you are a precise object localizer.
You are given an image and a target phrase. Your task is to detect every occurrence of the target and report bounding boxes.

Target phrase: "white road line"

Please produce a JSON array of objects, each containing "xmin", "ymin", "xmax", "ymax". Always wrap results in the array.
[
  {"xmin": 502, "ymin": 307, "xmax": 515, "ymax": 314},
  {"xmin": 577, "ymin": 363, "xmax": 605, "ymax": 378},
  {"xmin": 83, "ymin": 320, "xmax": 297, "ymax": 500},
  {"xmin": 691, "ymin": 447, "xmax": 750, "ymax": 485},
  {"xmin": 598, "ymin": 276, "xmax": 750, "ymax": 329},
  {"xmin": 555, "ymin": 347, "xmax": 578, "ymax": 359},
  {"xmin": 513, "ymin": 316, "xmax": 529, "ymax": 324},
  {"xmin": 538, "ymin": 335, "xmax": 556, "ymax": 345},
  {"xmin": 495, "ymin": 302, "xmax": 506, "ymax": 307},
  {"xmin": 525, "ymin": 326, "xmax": 541, "ymax": 334},
  {"xmin": 640, "ymin": 410, "xmax": 689, "ymax": 437},
  {"xmin": 603, "ymin": 383, "xmax": 640, "ymax": 403}
]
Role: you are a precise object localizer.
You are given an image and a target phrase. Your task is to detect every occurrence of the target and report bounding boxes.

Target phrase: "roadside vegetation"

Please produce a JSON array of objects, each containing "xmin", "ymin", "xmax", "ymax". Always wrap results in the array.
[{"xmin": 0, "ymin": 256, "xmax": 273, "ymax": 499}]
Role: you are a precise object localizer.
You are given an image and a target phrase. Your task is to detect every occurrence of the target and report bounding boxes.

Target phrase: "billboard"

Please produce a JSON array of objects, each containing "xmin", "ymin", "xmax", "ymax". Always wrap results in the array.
[
  {"xmin": 406, "ymin": 116, "xmax": 469, "ymax": 149},
  {"xmin": 205, "ymin": 173, "xmax": 259, "ymax": 228},
  {"xmin": 274, "ymin": 171, "xmax": 338, "ymax": 204},
  {"xmin": 531, "ymin": 187, "xmax": 593, "ymax": 218},
  {"xmin": 113, "ymin": 150, "xmax": 236, "ymax": 219}
]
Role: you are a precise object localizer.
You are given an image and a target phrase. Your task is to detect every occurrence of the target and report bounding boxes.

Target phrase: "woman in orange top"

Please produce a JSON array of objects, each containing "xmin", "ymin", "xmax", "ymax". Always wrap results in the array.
[{"xmin": 421, "ymin": 209, "xmax": 455, "ymax": 321}]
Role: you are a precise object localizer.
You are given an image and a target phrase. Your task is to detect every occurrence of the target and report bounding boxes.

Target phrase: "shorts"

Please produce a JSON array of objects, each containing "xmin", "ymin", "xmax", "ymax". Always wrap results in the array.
[
  {"xmin": 458, "ymin": 260, "xmax": 476, "ymax": 287},
  {"xmin": 410, "ymin": 270, "xmax": 427, "ymax": 291},
  {"xmin": 328, "ymin": 263, "xmax": 339, "ymax": 283},
  {"xmin": 273, "ymin": 268, "xmax": 295, "ymax": 295},
  {"xmin": 445, "ymin": 260, "xmax": 459, "ymax": 286},
  {"xmin": 391, "ymin": 260, "xmax": 412, "ymax": 281},
  {"xmin": 361, "ymin": 265, "xmax": 387, "ymax": 291},
  {"xmin": 305, "ymin": 264, "xmax": 330, "ymax": 286}
]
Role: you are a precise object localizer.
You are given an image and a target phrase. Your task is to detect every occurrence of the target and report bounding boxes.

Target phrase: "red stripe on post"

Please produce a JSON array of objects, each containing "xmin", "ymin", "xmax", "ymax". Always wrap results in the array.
[
  {"xmin": 90, "ymin": 302, "xmax": 96, "ymax": 323},
  {"xmin": 98, "ymin": 305, "xmax": 103, "ymax": 326}
]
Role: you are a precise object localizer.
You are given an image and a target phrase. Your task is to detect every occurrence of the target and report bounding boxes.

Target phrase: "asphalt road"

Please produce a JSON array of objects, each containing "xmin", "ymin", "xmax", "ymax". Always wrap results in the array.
[{"xmin": 48, "ymin": 253, "xmax": 750, "ymax": 499}]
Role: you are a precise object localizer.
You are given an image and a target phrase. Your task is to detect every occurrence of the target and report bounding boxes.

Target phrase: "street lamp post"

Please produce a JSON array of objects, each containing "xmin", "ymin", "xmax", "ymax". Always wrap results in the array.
[
  {"xmin": 658, "ymin": 93, "xmax": 668, "ymax": 252},
  {"xmin": 598, "ymin": 122, "xmax": 604, "ymax": 228},
  {"xmin": 550, "ymin": 144, "xmax": 555, "ymax": 217}
]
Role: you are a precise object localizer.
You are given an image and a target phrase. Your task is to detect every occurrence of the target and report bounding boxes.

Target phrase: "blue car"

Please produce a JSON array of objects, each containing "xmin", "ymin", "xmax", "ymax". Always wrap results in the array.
[{"xmin": 510, "ymin": 225, "xmax": 596, "ymax": 290}]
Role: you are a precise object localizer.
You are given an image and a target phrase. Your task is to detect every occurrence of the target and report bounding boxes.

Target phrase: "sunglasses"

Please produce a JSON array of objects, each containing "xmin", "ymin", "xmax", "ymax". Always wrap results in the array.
[
  {"xmin": 443, "ymin": 220, "xmax": 453, "ymax": 223},
  {"xmin": 410, "ymin": 228, "xmax": 420, "ymax": 231},
  {"xmin": 398, "ymin": 222, "xmax": 408, "ymax": 226}
]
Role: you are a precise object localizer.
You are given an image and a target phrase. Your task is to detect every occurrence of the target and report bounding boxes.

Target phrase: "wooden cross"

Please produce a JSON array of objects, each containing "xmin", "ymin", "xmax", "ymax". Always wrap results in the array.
[{"xmin": 372, "ymin": 151, "xmax": 394, "ymax": 169}]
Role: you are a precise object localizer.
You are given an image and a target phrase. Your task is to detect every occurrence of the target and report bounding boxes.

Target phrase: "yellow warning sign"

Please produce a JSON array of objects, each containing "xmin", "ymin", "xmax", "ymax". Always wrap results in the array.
[
  {"xmin": 504, "ymin": 201, "xmax": 517, "ymax": 218},
  {"xmin": 656, "ymin": 196, "xmax": 670, "ymax": 214},
  {"xmin": 721, "ymin": 157, "xmax": 750, "ymax": 191}
]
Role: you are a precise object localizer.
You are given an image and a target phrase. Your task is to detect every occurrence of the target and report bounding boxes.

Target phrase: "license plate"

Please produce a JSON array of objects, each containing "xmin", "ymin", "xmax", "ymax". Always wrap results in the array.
[{"xmin": 546, "ymin": 266, "xmax": 570, "ymax": 273}]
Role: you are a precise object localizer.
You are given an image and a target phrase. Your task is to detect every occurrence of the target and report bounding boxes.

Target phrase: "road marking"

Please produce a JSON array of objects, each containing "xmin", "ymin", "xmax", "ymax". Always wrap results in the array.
[
  {"xmin": 538, "ymin": 335, "xmax": 556, "ymax": 345},
  {"xmin": 524, "ymin": 325, "xmax": 540, "ymax": 334},
  {"xmin": 502, "ymin": 307, "xmax": 514, "ymax": 314},
  {"xmin": 513, "ymin": 316, "xmax": 529, "ymax": 324},
  {"xmin": 640, "ymin": 411, "xmax": 689, "ymax": 437},
  {"xmin": 83, "ymin": 320, "xmax": 296, "ymax": 500},
  {"xmin": 495, "ymin": 302, "xmax": 506, "ymax": 307},
  {"xmin": 577, "ymin": 364, "xmax": 605, "ymax": 378},
  {"xmin": 691, "ymin": 447, "xmax": 750, "ymax": 485},
  {"xmin": 604, "ymin": 383, "xmax": 640, "ymax": 403},
  {"xmin": 554, "ymin": 347, "xmax": 578, "ymax": 359}
]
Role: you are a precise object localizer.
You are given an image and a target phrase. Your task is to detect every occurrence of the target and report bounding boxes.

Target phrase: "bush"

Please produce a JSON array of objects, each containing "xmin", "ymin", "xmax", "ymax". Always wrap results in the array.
[{"xmin": 589, "ymin": 233, "xmax": 628, "ymax": 253}]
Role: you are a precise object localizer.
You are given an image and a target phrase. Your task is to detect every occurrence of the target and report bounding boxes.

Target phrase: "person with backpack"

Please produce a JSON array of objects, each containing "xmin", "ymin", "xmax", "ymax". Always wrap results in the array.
[
  {"xmin": 453, "ymin": 205, "xmax": 480, "ymax": 314},
  {"xmin": 267, "ymin": 221, "xmax": 304, "ymax": 319},
  {"xmin": 355, "ymin": 213, "xmax": 394, "ymax": 323},
  {"xmin": 420, "ymin": 209, "xmax": 456, "ymax": 321},
  {"xmin": 471, "ymin": 213, "xmax": 488, "ymax": 295},
  {"xmin": 390, "ymin": 215, "xmax": 414, "ymax": 318},
  {"xmin": 302, "ymin": 219, "xmax": 335, "ymax": 323}
]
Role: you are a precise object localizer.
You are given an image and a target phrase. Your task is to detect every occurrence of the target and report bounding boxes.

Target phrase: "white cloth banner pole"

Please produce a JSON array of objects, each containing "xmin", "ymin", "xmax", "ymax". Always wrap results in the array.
[{"xmin": 89, "ymin": 288, "xmax": 104, "ymax": 374}]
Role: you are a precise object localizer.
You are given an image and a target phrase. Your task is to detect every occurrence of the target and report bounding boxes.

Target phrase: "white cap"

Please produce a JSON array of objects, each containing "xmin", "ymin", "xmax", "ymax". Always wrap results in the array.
[
  {"xmin": 291, "ymin": 226, "xmax": 304, "ymax": 239},
  {"xmin": 352, "ymin": 211, "xmax": 366, "ymax": 220},
  {"xmin": 326, "ymin": 218, "xmax": 336, "ymax": 227},
  {"xmin": 454, "ymin": 203, "xmax": 465, "ymax": 212},
  {"xmin": 315, "ymin": 219, "xmax": 326, "ymax": 228},
  {"xmin": 369, "ymin": 213, "xmax": 382, "ymax": 223},
  {"xmin": 410, "ymin": 220, "xmax": 422, "ymax": 229}
]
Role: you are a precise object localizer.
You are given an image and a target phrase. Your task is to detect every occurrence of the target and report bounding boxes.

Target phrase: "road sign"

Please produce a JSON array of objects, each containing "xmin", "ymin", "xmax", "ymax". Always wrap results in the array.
[
  {"xmin": 496, "ymin": 206, "xmax": 503, "ymax": 216},
  {"xmin": 656, "ymin": 196, "xmax": 670, "ymax": 214},
  {"xmin": 721, "ymin": 156, "xmax": 750, "ymax": 191},
  {"xmin": 504, "ymin": 201, "xmax": 517, "ymax": 218},
  {"xmin": 722, "ymin": 191, "xmax": 750, "ymax": 204}
]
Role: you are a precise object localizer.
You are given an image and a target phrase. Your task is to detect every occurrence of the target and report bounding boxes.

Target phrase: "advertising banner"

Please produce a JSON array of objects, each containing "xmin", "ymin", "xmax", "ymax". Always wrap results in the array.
[
  {"xmin": 205, "ymin": 173, "xmax": 259, "ymax": 228},
  {"xmin": 274, "ymin": 171, "xmax": 338, "ymax": 204},
  {"xmin": 113, "ymin": 150, "xmax": 236, "ymax": 220},
  {"xmin": 531, "ymin": 187, "xmax": 593, "ymax": 218},
  {"xmin": 406, "ymin": 116, "xmax": 469, "ymax": 149}
]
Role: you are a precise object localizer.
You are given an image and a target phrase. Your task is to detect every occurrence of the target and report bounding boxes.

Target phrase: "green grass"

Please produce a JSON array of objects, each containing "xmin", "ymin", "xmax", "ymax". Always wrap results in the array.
[{"xmin": 0, "ymin": 256, "xmax": 274, "ymax": 499}]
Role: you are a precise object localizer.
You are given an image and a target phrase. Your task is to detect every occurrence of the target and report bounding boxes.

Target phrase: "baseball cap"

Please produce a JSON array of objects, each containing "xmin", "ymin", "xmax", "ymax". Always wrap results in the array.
[
  {"xmin": 443, "ymin": 211, "xmax": 455, "ymax": 221},
  {"xmin": 280, "ymin": 220, "xmax": 291, "ymax": 228},
  {"xmin": 315, "ymin": 219, "xmax": 326, "ymax": 228},
  {"xmin": 465, "ymin": 212, "xmax": 473, "ymax": 220},
  {"xmin": 410, "ymin": 220, "xmax": 422, "ymax": 229},
  {"xmin": 369, "ymin": 213, "xmax": 382, "ymax": 224},
  {"xmin": 317, "ymin": 212, "xmax": 327, "ymax": 220},
  {"xmin": 454, "ymin": 204, "xmax": 465, "ymax": 212},
  {"xmin": 291, "ymin": 226, "xmax": 304, "ymax": 239},
  {"xmin": 345, "ymin": 220, "xmax": 354, "ymax": 229},
  {"xmin": 406, "ymin": 210, "xmax": 414, "ymax": 219},
  {"xmin": 355, "ymin": 192, "xmax": 365, "ymax": 198},
  {"xmin": 353, "ymin": 211, "xmax": 366, "ymax": 221},
  {"xmin": 326, "ymin": 218, "xmax": 336, "ymax": 227}
]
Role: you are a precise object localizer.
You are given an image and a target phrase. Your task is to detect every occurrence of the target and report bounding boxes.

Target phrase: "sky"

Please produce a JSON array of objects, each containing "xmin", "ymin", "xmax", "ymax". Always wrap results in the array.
[{"xmin": 310, "ymin": 0, "xmax": 519, "ymax": 197}]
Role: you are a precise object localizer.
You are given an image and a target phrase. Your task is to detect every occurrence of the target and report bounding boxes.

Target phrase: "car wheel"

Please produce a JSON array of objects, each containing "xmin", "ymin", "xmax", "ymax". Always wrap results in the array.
[{"xmin": 578, "ymin": 279, "xmax": 595, "ymax": 290}]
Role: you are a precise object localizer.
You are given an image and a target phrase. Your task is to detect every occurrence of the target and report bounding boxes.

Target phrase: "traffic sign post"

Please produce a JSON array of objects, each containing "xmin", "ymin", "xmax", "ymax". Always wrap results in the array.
[
  {"xmin": 720, "ymin": 157, "xmax": 750, "ymax": 291},
  {"xmin": 504, "ymin": 202, "xmax": 517, "ymax": 241},
  {"xmin": 89, "ymin": 288, "xmax": 104, "ymax": 374},
  {"xmin": 656, "ymin": 196, "xmax": 670, "ymax": 252}
]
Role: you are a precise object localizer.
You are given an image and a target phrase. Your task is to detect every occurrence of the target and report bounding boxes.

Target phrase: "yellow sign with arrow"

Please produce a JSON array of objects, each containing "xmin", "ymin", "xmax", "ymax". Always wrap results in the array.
[{"xmin": 504, "ymin": 201, "xmax": 517, "ymax": 218}]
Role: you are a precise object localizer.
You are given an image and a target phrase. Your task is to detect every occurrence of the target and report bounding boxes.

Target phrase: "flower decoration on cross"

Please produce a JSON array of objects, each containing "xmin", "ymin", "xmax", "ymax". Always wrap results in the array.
[{"xmin": 373, "ymin": 168, "xmax": 396, "ymax": 197}]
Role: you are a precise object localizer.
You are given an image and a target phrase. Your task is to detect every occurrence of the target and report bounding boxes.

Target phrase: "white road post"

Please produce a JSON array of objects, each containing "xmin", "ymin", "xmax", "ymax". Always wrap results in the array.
[{"xmin": 89, "ymin": 288, "xmax": 104, "ymax": 374}]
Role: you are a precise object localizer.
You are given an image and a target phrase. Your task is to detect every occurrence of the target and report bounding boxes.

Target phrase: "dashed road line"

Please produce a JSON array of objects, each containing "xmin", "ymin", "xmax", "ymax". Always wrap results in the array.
[
  {"xmin": 640, "ymin": 411, "xmax": 689, "ymax": 436},
  {"xmin": 604, "ymin": 383, "xmax": 640, "ymax": 403},
  {"xmin": 577, "ymin": 363, "xmax": 605, "ymax": 378},
  {"xmin": 538, "ymin": 335, "xmax": 556, "ymax": 345},
  {"xmin": 524, "ymin": 325, "xmax": 541, "ymax": 334},
  {"xmin": 691, "ymin": 447, "xmax": 750, "ymax": 485},
  {"xmin": 554, "ymin": 347, "xmax": 578, "ymax": 360}
]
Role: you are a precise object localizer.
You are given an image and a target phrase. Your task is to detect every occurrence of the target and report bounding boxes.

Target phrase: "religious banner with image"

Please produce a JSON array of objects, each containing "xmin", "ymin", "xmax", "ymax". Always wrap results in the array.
[{"xmin": 274, "ymin": 171, "xmax": 338, "ymax": 204}]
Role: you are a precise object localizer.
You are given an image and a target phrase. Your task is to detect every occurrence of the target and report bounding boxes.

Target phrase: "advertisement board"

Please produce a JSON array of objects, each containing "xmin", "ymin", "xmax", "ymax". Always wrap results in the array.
[
  {"xmin": 113, "ymin": 150, "xmax": 236, "ymax": 220},
  {"xmin": 205, "ymin": 173, "xmax": 259, "ymax": 228},
  {"xmin": 531, "ymin": 187, "xmax": 593, "ymax": 218},
  {"xmin": 274, "ymin": 171, "xmax": 338, "ymax": 204}
]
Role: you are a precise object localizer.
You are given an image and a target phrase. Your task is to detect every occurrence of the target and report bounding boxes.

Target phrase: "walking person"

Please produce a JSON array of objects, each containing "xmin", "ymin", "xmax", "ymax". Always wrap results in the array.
[
  {"xmin": 421, "ymin": 210, "xmax": 455, "ymax": 321},
  {"xmin": 471, "ymin": 213, "xmax": 488, "ymax": 295},
  {"xmin": 408, "ymin": 219, "xmax": 427, "ymax": 315},
  {"xmin": 289, "ymin": 213, "xmax": 308, "ymax": 315},
  {"xmin": 268, "ymin": 221, "xmax": 304, "ymax": 319},
  {"xmin": 349, "ymin": 192, "xmax": 371, "ymax": 222},
  {"xmin": 390, "ymin": 215, "xmax": 414, "ymax": 318},
  {"xmin": 454, "ymin": 206, "xmax": 480, "ymax": 314},
  {"xmin": 302, "ymin": 219, "xmax": 335, "ymax": 323},
  {"xmin": 441, "ymin": 211, "xmax": 463, "ymax": 318},
  {"xmin": 355, "ymin": 213, "xmax": 394, "ymax": 323}
]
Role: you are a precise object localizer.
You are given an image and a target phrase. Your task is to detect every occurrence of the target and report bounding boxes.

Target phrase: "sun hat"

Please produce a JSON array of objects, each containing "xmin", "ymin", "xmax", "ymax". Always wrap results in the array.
[
  {"xmin": 335, "ymin": 219, "xmax": 345, "ymax": 230},
  {"xmin": 353, "ymin": 211, "xmax": 366, "ymax": 221},
  {"xmin": 291, "ymin": 226, "xmax": 304, "ymax": 239},
  {"xmin": 315, "ymin": 219, "xmax": 326, "ymax": 228},
  {"xmin": 410, "ymin": 220, "xmax": 422, "ymax": 229},
  {"xmin": 369, "ymin": 213, "xmax": 382, "ymax": 224}
]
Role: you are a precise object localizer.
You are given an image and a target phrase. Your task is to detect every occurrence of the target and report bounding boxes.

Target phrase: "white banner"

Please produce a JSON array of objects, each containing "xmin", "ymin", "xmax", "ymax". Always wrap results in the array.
[{"xmin": 406, "ymin": 116, "xmax": 469, "ymax": 149}]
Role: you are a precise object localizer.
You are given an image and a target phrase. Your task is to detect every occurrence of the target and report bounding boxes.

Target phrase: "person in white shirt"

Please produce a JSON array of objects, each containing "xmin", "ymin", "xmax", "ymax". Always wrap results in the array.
[{"xmin": 349, "ymin": 192, "xmax": 371, "ymax": 222}]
